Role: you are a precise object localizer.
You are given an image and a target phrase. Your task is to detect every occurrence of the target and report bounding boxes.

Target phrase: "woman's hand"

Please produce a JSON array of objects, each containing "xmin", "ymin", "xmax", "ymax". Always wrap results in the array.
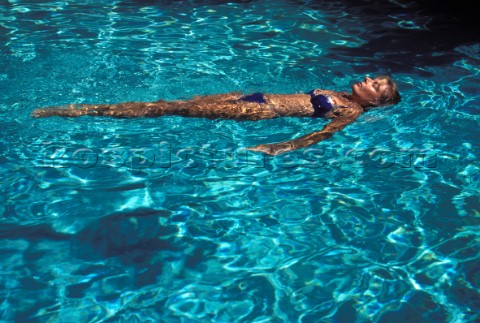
[{"xmin": 245, "ymin": 142, "xmax": 294, "ymax": 156}]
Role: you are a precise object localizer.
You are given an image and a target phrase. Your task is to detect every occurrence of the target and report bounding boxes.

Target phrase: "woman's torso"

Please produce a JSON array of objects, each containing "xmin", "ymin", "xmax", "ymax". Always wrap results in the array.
[
  {"xmin": 186, "ymin": 90, "xmax": 362, "ymax": 120},
  {"xmin": 262, "ymin": 91, "xmax": 362, "ymax": 119}
]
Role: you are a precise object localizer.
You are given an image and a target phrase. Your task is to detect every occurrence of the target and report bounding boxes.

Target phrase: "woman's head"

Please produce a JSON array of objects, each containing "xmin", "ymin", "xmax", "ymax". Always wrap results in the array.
[{"xmin": 351, "ymin": 75, "xmax": 401, "ymax": 108}]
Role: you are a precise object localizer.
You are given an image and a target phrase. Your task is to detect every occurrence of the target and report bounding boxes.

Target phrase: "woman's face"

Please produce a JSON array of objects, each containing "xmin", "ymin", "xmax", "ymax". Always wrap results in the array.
[{"xmin": 352, "ymin": 76, "xmax": 391, "ymax": 106}]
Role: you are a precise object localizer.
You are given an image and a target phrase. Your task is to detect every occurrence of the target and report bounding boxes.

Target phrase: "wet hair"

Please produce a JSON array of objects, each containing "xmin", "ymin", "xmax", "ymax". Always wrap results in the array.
[{"xmin": 374, "ymin": 75, "xmax": 401, "ymax": 106}]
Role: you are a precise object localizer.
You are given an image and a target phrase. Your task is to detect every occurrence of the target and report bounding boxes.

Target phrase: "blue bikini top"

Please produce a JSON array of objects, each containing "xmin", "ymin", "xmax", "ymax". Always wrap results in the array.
[{"xmin": 309, "ymin": 90, "xmax": 335, "ymax": 117}]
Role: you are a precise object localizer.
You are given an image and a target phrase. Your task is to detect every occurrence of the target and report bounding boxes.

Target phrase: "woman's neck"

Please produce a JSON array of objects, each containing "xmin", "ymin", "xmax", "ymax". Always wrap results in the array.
[{"xmin": 335, "ymin": 93, "xmax": 366, "ymax": 110}]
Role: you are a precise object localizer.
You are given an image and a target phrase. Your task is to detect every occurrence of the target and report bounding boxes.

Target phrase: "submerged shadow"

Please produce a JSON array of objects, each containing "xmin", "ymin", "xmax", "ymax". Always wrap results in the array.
[
  {"xmin": 121, "ymin": 0, "xmax": 479, "ymax": 75},
  {"xmin": 299, "ymin": 0, "xmax": 480, "ymax": 75},
  {"xmin": 69, "ymin": 208, "xmax": 217, "ymax": 291},
  {"xmin": 120, "ymin": 0, "xmax": 255, "ymax": 5}
]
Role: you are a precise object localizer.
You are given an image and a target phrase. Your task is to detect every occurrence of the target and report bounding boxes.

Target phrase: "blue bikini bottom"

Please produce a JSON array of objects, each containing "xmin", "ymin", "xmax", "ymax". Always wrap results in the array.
[{"xmin": 239, "ymin": 93, "xmax": 267, "ymax": 104}]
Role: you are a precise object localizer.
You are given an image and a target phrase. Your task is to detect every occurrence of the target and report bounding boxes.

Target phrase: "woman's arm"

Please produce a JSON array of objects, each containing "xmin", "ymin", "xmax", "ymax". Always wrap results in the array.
[{"xmin": 245, "ymin": 110, "xmax": 362, "ymax": 156}]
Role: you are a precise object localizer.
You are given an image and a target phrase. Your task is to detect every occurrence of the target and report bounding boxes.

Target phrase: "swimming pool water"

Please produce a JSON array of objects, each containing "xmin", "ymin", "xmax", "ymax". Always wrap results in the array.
[{"xmin": 1, "ymin": 0, "xmax": 479, "ymax": 321}]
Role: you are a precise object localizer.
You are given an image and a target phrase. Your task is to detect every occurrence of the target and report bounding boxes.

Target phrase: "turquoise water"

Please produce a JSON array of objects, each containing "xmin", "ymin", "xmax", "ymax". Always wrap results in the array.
[{"xmin": 1, "ymin": 0, "xmax": 479, "ymax": 321}]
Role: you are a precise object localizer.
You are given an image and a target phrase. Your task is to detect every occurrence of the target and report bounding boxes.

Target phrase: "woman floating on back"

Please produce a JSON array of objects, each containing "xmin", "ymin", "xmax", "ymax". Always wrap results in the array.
[{"xmin": 33, "ymin": 76, "xmax": 401, "ymax": 155}]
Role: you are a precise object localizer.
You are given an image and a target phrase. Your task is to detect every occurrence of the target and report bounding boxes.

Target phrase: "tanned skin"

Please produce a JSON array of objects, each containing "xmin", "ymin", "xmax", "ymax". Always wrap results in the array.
[{"xmin": 32, "ymin": 76, "xmax": 398, "ymax": 155}]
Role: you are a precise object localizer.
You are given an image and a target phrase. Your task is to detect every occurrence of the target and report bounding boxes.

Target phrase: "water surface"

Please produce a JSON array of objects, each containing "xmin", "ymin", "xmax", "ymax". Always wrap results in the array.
[{"xmin": 0, "ymin": 0, "xmax": 479, "ymax": 321}]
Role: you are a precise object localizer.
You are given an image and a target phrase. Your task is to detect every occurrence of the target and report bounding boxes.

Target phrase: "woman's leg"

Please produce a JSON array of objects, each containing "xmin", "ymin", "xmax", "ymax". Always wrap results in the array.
[
  {"xmin": 32, "ymin": 101, "xmax": 178, "ymax": 118},
  {"xmin": 32, "ymin": 93, "xmax": 277, "ymax": 120}
]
